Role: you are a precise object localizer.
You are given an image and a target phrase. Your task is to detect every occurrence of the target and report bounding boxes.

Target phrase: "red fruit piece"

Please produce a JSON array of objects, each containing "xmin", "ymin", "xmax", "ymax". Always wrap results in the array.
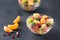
[
  {"xmin": 32, "ymin": 27, "xmax": 38, "ymax": 32},
  {"xmin": 20, "ymin": 0, "xmax": 22, "ymax": 2},
  {"xmin": 43, "ymin": 29, "xmax": 47, "ymax": 32},
  {"xmin": 7, "ymin": 33, "xmax": 11, "ymax": 36},
  {"xmin": 39, "ymin": 16, "xmax": 42, "ymax": 19},
  {"xmin": 42, "ymin": 15, "xmax": 48, "ymax": 20},
  {"xmin": 46, "ymin": 24, "xmax": 49, "ymax": 27},
  {"xmin": 36, "ymin": 23, "xmax": 41, "ymax": 28},
  {"xmin": 45, "ymin": 17, "xmax": 48, "ymax": 20},
  {"xmin": 32, "ymin": 28, "xmax": 36, "ymax": 32},
  {"xmin": 2, "ymin": 33, "xmax": 6, "ymax": 36},
  {"xmin": 11, "ymin": 35, "xmax": 15, "ymax": 39}
]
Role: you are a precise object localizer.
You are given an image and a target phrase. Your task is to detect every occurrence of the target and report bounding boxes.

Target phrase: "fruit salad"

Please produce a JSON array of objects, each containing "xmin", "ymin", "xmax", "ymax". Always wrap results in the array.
[
  {"xmin": 26, "ymin": 13, "xmax": 54, "ymax": 34},
  {"xmin": 18, "ymin": 0, "xmax": 41, "ymax": 11}
]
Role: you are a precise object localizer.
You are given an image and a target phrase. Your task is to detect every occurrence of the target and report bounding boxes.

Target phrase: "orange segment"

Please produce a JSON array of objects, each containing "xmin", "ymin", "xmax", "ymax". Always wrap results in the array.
[
  {"xmin": 8, "ymin": 23, "xmax": 18, "ymax": 30},
  {"xmin": 42, "ymin": 15, "xmax": 48, "ymax": 19},
  {"xmin": 40, "ymin": 18, "xmax": 45, "ymax": 25},
  {"xmin": 13, "ymin": 16, "xmax": 20, "ymax": 23},
  {"xmin": 4, "ymin": 26, "xmax": 13, "ymax": 33}
]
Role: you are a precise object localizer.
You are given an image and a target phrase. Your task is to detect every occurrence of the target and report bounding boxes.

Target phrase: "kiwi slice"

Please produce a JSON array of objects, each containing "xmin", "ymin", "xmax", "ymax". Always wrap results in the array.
[{"xmin": 34, "ymin": 0, "xmax": 38, "ymax": 3}]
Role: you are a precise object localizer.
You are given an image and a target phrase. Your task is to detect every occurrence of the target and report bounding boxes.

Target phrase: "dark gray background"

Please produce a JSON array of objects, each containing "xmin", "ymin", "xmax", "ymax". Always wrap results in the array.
[{"xmin": 0, "ymin": 0, "xmax": 60, "ymax": 40}]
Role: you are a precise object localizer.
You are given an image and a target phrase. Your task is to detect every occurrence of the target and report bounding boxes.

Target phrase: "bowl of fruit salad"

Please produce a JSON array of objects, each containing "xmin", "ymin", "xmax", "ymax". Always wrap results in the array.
[
  {"xmin": 18, "ymin": 0, "xmax": 41, "ymax": 11},
  {"xmin": 26, "ymin": 13, "xmax": 54, "ymax": 34}
]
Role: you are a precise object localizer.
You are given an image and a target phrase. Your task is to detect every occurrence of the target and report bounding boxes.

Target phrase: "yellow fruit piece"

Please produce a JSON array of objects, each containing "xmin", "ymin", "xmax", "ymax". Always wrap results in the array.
[
  {"xmin": 28, "ymin": 0, "xmax": 34, "ymax": 5},
  {"xmin": 4, "ymin": 26, "xmax": 13, "ymax": 33},
  {"xmin": 40, "ymin": 18, "xmax": 45, "ymax": 25},
  {"xmin": 34, "ymin": 20, "xmax": 40, "ymax": 24},
  {"xmin": 42, "ymin": 15, "xmax": 48, "ymax": 19},
  {"xmin": 8, "ymin": 23, "xmax": 18, "ymax": 30},
  {"xmin": 13, "ymin": 16, "xmax": 20, "ymax": 23},
  {"xmin": 33, "ymin": 13, "xmax": 40, "ymax": 18}
]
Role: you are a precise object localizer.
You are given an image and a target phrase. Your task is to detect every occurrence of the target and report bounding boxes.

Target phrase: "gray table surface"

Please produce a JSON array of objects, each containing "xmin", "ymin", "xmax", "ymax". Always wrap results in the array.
[{"xmin": 0, "ymin": 0, "xmax": 60, "ymax": 40}]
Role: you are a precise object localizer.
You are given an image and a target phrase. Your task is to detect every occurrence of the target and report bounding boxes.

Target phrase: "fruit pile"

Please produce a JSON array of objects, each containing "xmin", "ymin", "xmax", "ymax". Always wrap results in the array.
[
  {"xmin": 18, "ymin": 0, "xmax": 41, "ymax": 11},
  {"xmin": 27, "ymin": 13, "xmax": 54, "ymax": 34},
  {"xmin": 3, "ymin": 16, "xmax": 20, "ymax": 33}
]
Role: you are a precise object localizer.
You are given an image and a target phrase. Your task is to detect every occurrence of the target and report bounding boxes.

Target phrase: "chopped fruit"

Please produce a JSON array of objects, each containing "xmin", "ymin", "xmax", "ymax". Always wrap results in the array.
[
  {"xmin": 11, "ymin": 35, "xmax": 15, "ymax": 39},
  {"xmin": 46, "ymin": 19, "xmax": 54, "ymax": 26},
  {"xmin": 28, "ymin": 0, "xmax": 34, "ymax": 5},
  {"xmin": 40, "ymin": 18, "xmax": 45, "ymax": 25},
  {"xmin": 39, "ymin": 16, "xmax": 42, "ymax": 19},
  {"xmin": 7, "ymin": 33, "xmax": 11, "ymax": 36},
  {"xmin": 35, "ymin": 18, "xmax": 40, "ymax": 21},
  {"xmin": 26, "ymin": 13, "xmax": 54, "ymax": 34},
  {"xmin": 38, "ymin": 0, "xmax": 41, "ymax": 3},
  {"xmin": 39, "ymin": 24, "xmax": 48, "ymax": 33},
  {"xmin": 22, "ymin": 0, "xmax": 27, "ymax": 4},
  {"xmin": 34, "ymin": 20, "xmax": 40, "ymax": 24},
  {"xmin": 42, "ymin": 27, "xmax": 48, "ymax": 32},
  {"xmin": 8, "ymin": 23, "xmax": 19, "ymax": 30},
  {"xmin": 30, "ymin": 22, "xmax": 36, "ymax": 27},
  {"xmin": 41, "ymin": 24, "xmax": 46, "ymax": 29},
  {"xmin": 46, "ymin": 24, "xmax": 50, "ymax": 27},
  {"xmin": 33, "ymin": 13, "xmax": 40, "ymax": 19},
  {"xmin": 28, "ymin": 18, "xmax": 33, "ymax": 24},
  {"xmin": 36, "ymin": 23, "xmax": 41, "ymax": 28},
  {"xmin": 32, "ymin": 28, "xmax": 36, "ymax": 32},
  {"xmin": 4, "ymin": 26, "xmax": 13, "ymax": 33},
  {"xmin": 13, "ymin": 16, "xmax": 20, "ymax": 23},
  {"xmin": 39, "ymin": 28, "xmax": 44, "ymax": 34},
  {"xmin": 32, "ymin": 27, "xmax": 38, "ymax": 32},
  {"xmin": 18, "ymin": 0, "xmax": 41, "ymax": 11},
  {"xmin": 34, "ymin": 0, "xmax": 38, "ymax": 3},
  {"xmin": 42, "ymin": 15, "xmax": 48, "ymax": 19},
  {"xmin": 19, "ymin": 0, "xmax": 22, "ymax": 3},
  {"xmin": 2, "ymin": 33, "xmax": 6, "ymax": 36}
]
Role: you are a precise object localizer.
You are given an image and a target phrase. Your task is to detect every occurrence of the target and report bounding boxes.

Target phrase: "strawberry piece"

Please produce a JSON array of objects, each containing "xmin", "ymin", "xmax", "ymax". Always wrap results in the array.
[
  {"xmin": 18, "ymin": 0, "xmax": 22, "ymax": 3},
  {"xmin": 36, "ymin": 23, "xmax": 41, "ymax": 28},
  {"xmin": 11, "ymin": 35, "xmax": 15, "ymax": 39},
  {"xmin": 2, "ymin": 33, "xmax": 6, "ymax": 36},
  {"xmin": 39, "ymin": 16, "xmax": 42, "ymax": 19},
  {"xmin": 43, "ymin": 29, "xmax": 47, "ymax": 32},
  {"xmin": 20, "ymin": 0, "xmax": 22, "ymax": 2},
  {"xmin": 32, "ymin": 27, "xmax": 38, "ymax": 32},
  {"xmin": 7, "ymin": 33, "xmax": 11, "ymax": 36},
  {"xmin": 32, "ymin": 27, "xmax": 36, "ymax": 32}
]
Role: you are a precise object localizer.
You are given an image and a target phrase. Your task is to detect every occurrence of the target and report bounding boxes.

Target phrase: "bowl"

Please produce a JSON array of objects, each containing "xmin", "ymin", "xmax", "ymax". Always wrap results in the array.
[
  {"xmin": 26, "ymin": 13, "xmax": 54, "ymax": 35},
  {"xmin": 18, "ymin": 0, "xmax": 41, "ymax": 11}
]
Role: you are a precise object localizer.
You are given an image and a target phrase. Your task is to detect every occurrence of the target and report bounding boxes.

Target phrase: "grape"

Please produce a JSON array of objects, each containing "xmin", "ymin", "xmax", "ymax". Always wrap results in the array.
[
  {"xmin": 22, "ymin": 0, "xmax": 27, "ymax": 4},
  {"xmin": 28, "ymin": 18, "xmax": 33, "ymax": 24},
  {"xmin": 30, "ymin": 22, "xmax": 36, "ymax": 27},
  {"xmin": 34, "ymin": 0, "xmax": 38, "ymax": 3},
  {"xmin": 35, "ymin": 18, "xmax": 40, "ymax": 21}
]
